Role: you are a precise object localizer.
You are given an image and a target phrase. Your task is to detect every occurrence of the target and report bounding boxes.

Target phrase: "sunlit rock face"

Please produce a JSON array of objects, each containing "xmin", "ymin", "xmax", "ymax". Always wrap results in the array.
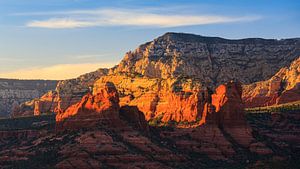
[
  {"xmin": 94, "ymin": 74, "xmax": 208, "ymax": 123},
  {"xmin": 243, "ymin": 56, "xmax": 300, "ymax": 108},
  {"xmin": 14, "ymin": 68, "xmax": 108, "ymax": 117},
  {"xmin": 56, "ymin": 82, "xmax": 120, "ymax": 130},
  {"xmin": 212, "ymin": 81, "xmax": 245, "ymax": 126},
  {"xmin": 113, "ymin": 32, "xmax": 300, "ymax": 87},
  {"xmin": 21, "ymin": 33, "xmax": 300, "ymax": 116}
]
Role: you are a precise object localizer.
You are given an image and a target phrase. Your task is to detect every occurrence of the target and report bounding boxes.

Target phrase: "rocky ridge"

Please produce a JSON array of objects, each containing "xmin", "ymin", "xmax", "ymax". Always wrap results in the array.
[
  {"xmin": 243, "ymin": 57, "xmax": 300, "ymax": 107},
  {"xmin": 12, "ymin": 68, "xmax": 108, "ymax": 117},
  {"xmin": 113, "ymin": 32, "xmax": 300, "ymax": 86},
  {"xmin": 13, "ymin": 33, "xmax": 300, "ymax": 119}
]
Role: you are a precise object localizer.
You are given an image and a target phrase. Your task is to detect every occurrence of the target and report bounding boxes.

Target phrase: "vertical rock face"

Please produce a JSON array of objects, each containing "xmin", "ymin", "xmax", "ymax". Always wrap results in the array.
[
  {"xmin": 33, "ymin": 91, "xmax": 58, "ymax": 116},
  {"xmin": 51, "ymin": 68, "xmax": 110, "ymax": 113},
  {"xmin": 113, "ymin": 32, "xmax": 300, "ymax": 87},
  {"xmin": 94, "ymin": 74, "xmax": 206, "ymax": 123},
  {"xmin": 0, "ymin": 79, "xmax": 57, "ymax": 117},
  {"xmin": 212, "ymin": 81, "xmax": 245, "ymax": 126},
  {"xmin": 119, "ymin": 105, "xmax": 149, "ymax": 132},
  {"xmin": 243, "ymin": 56, "xmax": 300, "ymax": 107},
  {"xmin": 14, "ymin": 68, "xmax": 109, "ymax": 117},
  {"xmin": 18, "ymin": 33, "xmax": 300, "ymax": 116},
  {"xmin": 56, "ymin": 82, "xmax": 120, "ymax": 130}
]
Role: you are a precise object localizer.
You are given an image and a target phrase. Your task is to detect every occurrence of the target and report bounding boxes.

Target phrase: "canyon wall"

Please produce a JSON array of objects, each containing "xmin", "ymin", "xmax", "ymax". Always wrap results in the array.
[
  {"xmin": 16, "ymin": 33, "xmax": 300, "ymax": 116},
  {"xmin": 113, "ymin": 33, "xmax": 300, "ymax": 87},
  {"xmin": 243, "ymin": 57, "xmax": 300, "ymax": 107},
  {"xmin": 0, "ymin": 79, "xmax": 57, "ymax": 117}
]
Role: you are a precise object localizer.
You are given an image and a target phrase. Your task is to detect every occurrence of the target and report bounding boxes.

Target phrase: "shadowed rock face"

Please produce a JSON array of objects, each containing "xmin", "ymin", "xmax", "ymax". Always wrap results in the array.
[
  {"xmin": 243, "ymin": 57, "xmax": 300, "ymax": 108},
  {"xmin": 119, "ymin": 105, "xmax": 149, "ymax": 133},
  {"xmin": 212, "ymin": 81, "xmax": 245, "ymax": 126}
]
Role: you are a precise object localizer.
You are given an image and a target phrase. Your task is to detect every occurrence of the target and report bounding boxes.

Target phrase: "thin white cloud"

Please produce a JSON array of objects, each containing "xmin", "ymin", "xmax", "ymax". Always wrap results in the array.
[
  {"xmin": 25, "ymin": 8, "xmax": 261, "ymax": 29},
  {"xmin": 27, "ymin": 18, "xmax": 95, "ymax": 29},
  {"xmin": 0, "ymin": 62, "xmax": 115, "ymax": 80}
]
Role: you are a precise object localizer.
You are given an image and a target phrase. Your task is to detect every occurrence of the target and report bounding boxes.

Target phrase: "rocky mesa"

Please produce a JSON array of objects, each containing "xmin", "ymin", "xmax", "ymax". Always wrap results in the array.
[{"xmin": 13, "ymin": 33, "xmax": 300, "ymax": 120}]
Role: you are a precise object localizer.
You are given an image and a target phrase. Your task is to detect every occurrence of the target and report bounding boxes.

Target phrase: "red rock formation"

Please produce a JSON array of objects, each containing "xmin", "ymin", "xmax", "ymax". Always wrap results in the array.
[
  {"xmin": 56, "ymin": 82, "xmax": 120, "ymax": 130},
  {"xmin": 95, "ymin": 75, "xmax": 207, "ymax": 123},
  {"xmin": 34, "ymin": 91, "xmax": 58, "ymax": 116},
  {"xmin": 243, "ymin": 57, "xmax": 300, "ymax": 108},
  {"xmin": 212, "ymin": 81, "xmax": 245, "ymax": 126},
  {"xmin": 119, "ymin": 105, "xmax": 149, "ymax": 133}
]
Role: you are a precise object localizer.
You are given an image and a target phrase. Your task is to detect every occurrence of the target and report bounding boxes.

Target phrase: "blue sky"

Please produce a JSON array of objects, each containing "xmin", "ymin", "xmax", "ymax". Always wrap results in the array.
[{"xmin": 0, "ymin": 0, "xmax": 299, "ymax": 80}]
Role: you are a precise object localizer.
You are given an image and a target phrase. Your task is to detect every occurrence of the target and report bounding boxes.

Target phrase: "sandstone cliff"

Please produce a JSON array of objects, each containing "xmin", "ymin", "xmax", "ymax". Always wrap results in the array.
[
  {"xmin": 113, "ymin": 32, "xmax": 300, "ymax": 87},
  {"xmin": 17, "ymin": 33, "xmax": 300, "ymax": 116},
  {"xmin": 0, "ymin": 79, "xmax": 57, "ymax": 117},
  {"xmin": 243, "ymin": 56, "xmax": 300, "ymax": 107},
  {"xmin": 14, "ymin": 68, "xmax": 108, "ymax": 117},
  {"xmin": 56, "ymin": 82, "xmax": 120, "ymax": 130},
  {"xmin": 94, "ymin": 73, "xmax": 207, "ymax": 122}
]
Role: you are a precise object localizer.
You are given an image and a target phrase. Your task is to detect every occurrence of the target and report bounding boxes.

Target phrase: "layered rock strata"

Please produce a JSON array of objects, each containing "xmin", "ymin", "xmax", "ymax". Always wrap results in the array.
[
  {"xmin": 0, "ymin": 79, "xmax": 57, "ymax": 117},
  {"xmin": 113, "ymin": 33, "xmax": 300, "ymax": 87},
  {"xmin": 18, "ymin": 33, "xmax": 300, "ymax": 116},
  {"xmin": 243, "ymin": 57, "xmax": 300, "ymax": 107},
  {"xmin": 56, "ymin": 82, "xmax": 120, "ymax": 130}
]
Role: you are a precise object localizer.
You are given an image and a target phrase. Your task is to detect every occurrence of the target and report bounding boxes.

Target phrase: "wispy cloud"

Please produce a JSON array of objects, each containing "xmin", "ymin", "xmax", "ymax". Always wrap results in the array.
[
  {"xmin": 0, "ymin": 62, "xmax": 116, "ymax": 80},
  {"xmin": 24, "ymin": 8, "xmax": 261, "ymax": 29}
]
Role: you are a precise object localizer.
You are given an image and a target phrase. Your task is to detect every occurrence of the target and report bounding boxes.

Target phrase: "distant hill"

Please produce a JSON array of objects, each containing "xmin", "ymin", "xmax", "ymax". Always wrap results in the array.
[{"xmin": 0, "ymin": 78, "xmax": 57, "ymax": 117}]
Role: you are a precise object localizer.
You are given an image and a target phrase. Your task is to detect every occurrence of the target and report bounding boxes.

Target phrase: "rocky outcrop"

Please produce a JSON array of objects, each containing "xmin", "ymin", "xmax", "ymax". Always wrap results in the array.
[
  {"xmin": 209, "ymin": 82, "xmax": 259, "ymax": 155},
  {"xmin": 2, "ymin": 82, "xmax": 300, "ymax": 168},
  {"xmin": 212, "ymin": 81, "xmax": 245, "ymax": 126},
  {"xmin": 0, "ymin": 79, "xmax": 57, "ymax": 117},
  {"xmin": 113, "ymin": 32, "xmax": 300, "ymax": 87},
  {"xmin": 22, "ymin": 33, "xmax": 300, "ymax": 116},
  {"xmin": 55, "ymin": 68, "xmax": 109, "ymax": 112},
  {"xmin": 56, "ymin": 82, "xmax": 120, "ymax": 130},
  {"xmin": 243, "ymin": 57, "xmax": 300, "ymax": 108},
  {"xmin": 94, "ymin": 74, "xmax": 207, "ymax": 123},
  {"xmin": 119, "ymin": 105, "xmax": 149, "ymax": 132},
  {"xmin": 15, "ymin": 68, "xmax": 109, "ymax": 117}
]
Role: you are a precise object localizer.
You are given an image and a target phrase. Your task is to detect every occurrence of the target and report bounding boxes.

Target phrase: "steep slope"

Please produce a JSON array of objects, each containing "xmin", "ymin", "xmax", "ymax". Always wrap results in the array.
[
  {"xmin": 243, "ymin": 57, "xmax": 300, "ymax": 108},
  {"xmin": 13, "ymin": 68, "xmax": 108, "ymax": 117},
  {"xmin": 56, "ymin": 82, "xmax": 120, "ymax": 130},
  {"xmin": 0, "ymin": 79, "xmax": 57, "ymax": 117},
  {"xmin": 16, "ymin": 32, "xmax": 300, "ymax": 116},
  {"xmin": 113, "ymin": 32, "xmax": 300, "ymax": 87},
  {"xmin": 94, "ymin": 73, "xmax": 205, "ymax": 122}
]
